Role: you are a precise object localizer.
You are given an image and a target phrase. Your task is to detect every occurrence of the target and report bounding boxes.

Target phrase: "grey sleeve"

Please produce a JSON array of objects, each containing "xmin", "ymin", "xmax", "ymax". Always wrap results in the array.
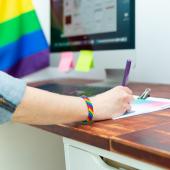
[{"xmin": 0, "ymin": 72, "xmax": 26, "ymax": 124}]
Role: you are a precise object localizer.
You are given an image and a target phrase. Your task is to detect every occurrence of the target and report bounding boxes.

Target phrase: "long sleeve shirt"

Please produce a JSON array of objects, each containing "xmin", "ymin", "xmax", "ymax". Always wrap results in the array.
[{"xmin": 0, "ymin": 71, "xmax": 26, "ymax": 124}]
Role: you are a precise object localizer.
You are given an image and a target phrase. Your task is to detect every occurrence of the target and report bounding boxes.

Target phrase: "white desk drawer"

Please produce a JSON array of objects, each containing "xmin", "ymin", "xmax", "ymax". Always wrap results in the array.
[
  {"xmin": 63, "ymin": 138, "xmax": 165, "ymax": 170},
  {"xmin": 66, "ymin": 146, "xmax": 117, "ymax": 170}
]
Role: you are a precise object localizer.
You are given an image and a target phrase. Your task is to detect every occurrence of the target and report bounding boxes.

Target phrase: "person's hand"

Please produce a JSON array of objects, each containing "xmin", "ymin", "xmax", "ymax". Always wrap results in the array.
[{"xmin": 90, "ymin": 86, "xmax": 133, "ymax": 121}]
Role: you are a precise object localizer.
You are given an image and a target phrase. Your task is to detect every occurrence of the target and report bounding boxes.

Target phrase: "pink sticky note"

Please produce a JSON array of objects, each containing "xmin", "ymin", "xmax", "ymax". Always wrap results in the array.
[{"xmin": 58, "ymin": 52, "xmax": 74, "ymax": 72}]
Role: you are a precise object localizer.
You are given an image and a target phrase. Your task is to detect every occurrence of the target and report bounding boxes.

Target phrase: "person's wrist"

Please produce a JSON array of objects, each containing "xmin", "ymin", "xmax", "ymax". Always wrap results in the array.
[
  {"xmin": 81, "ymin": 96, "xmax": 94, "ymax": 124},
  {"xmin": 90, "ymin": 95, "xmax": 112, "ymax": 121}
]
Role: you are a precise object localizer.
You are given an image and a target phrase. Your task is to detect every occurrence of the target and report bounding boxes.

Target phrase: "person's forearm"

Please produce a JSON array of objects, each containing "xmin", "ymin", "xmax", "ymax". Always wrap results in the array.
[
  {"xmin": 13, "ymin": 86, "xmax": 88, "ymax": 125},
  {"xmin": 0, "ymin": 72, "xmax": 133, "ymax": 125}
]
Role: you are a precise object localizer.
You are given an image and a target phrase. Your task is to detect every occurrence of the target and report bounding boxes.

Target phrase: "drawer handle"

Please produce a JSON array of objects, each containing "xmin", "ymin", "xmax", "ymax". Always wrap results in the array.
[{"xmin": 101, "ymin": 157, "xmax": 139, "ymax": 170}]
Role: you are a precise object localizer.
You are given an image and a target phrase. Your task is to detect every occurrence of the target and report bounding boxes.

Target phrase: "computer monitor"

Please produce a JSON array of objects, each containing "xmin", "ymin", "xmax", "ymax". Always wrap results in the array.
[{"xmin": 50, "ymin": 0, "xmax": 135, "ymax": 85}]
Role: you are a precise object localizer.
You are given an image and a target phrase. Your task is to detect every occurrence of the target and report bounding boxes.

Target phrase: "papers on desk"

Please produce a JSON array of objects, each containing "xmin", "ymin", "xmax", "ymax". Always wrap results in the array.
[{"xmin": 113, "ymin": 96, "xmax": 170, "ymax": 120}]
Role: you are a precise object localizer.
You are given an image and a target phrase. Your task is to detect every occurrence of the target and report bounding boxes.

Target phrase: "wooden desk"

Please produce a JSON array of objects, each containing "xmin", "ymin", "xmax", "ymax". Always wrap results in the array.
[{"xmin": 30, "ymin": 80, "xmax": 170, "ymax": 170}]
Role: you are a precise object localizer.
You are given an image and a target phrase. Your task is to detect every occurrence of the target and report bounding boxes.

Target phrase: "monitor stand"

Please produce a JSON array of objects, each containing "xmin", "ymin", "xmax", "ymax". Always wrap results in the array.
[{"xmin": 88, "ymin": 69, "xmax": 124, "ymax": 88}]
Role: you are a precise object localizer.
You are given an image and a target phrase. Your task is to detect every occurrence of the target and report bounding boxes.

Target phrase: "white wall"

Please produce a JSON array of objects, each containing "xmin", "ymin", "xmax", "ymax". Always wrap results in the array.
[
  {"xmin": 0, "ymin": 123, "xmax": 65, "ymax": 170},
  {"xmin": 131, "ymin": 0, "xmax": 170, "ymax": 84}
]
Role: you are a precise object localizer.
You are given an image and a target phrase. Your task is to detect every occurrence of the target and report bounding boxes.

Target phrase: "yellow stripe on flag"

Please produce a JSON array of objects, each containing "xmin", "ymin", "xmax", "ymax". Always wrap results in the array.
[{"xmin": 0, "ymin": 0, "xmax": 34, "ymax": 23}]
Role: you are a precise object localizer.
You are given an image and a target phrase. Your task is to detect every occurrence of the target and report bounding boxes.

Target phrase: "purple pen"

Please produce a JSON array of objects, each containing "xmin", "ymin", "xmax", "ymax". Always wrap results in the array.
[{"xmin": 122, "ymin": 59, "xmax": 132, "ymax": 86}]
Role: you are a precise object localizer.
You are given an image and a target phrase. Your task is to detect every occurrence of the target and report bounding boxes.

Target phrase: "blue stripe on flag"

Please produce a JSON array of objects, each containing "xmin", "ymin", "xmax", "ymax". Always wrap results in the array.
[{"xmin": 0, "ymin": 30, "xmax": 49, "ymax": 70}]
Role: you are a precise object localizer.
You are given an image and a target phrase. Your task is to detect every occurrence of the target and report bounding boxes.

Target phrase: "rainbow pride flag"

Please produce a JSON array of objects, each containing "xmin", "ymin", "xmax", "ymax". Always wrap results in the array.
[{"xmin": 0, "ymin": 0, "xmax": 49, "ymax": 77}]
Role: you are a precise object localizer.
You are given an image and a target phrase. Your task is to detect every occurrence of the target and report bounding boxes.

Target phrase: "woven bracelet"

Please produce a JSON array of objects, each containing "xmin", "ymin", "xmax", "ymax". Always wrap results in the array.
[{"xmin": 81, "ymin": 95, "xmax": 94, "ymax": 125}]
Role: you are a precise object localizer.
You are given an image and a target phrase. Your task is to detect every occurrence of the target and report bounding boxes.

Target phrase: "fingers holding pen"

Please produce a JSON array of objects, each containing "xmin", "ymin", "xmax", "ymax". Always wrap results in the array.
[
  {"xmin": 118, "ymin": 86, "xmax": 133, "ymax": 102},
  {"xmin": 123, "ymin": 86, "xmax": 133, "ymax": 95}
]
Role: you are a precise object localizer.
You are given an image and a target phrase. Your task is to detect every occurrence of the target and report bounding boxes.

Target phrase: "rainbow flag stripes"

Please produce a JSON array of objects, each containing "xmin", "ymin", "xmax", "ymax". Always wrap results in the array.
[{"xmin": 0, "ymin": 0, "xmax": 49, "ymax": 77}]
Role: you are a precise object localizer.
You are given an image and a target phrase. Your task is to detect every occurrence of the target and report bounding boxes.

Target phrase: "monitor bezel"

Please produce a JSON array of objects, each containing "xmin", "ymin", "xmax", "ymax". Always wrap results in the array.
[{"xmin": 50, "ymin": 0, "xmax": 135, "ymax": 52}]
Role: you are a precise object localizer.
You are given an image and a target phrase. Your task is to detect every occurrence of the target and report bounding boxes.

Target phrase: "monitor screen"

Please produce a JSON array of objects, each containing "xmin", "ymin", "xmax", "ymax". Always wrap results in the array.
[{"xmin": 51, "ymin": 0, "xmax": 135, "ymax": 52}]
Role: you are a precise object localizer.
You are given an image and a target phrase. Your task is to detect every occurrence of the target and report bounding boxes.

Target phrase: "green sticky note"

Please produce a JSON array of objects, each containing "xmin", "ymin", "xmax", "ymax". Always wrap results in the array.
[{"xmin": 75, "ymin": 50, "xmax": 94, "ymax": 72}]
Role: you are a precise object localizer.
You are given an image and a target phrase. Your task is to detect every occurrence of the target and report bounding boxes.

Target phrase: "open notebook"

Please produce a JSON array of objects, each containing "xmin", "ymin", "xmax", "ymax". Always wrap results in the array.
[{"xmin": 113, "ymin": 96, "xmax": 170, "ymax": 120}]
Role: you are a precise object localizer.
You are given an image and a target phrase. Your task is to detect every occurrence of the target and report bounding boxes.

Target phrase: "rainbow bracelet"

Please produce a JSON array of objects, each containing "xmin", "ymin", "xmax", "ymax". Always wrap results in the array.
[{"xmin": 81, "ymin": 95, "xmax": 94, "ymax": 125}]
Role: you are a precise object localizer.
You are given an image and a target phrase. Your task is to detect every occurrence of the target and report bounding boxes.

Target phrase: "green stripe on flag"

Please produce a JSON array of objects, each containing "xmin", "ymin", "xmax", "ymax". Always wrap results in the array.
[{"xmin": 0, "ymin": 10, "xmax": 41, "ymax": 47}]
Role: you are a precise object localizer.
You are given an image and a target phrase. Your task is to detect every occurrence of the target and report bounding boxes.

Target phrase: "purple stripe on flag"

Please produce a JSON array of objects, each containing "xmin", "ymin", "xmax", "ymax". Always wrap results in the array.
[{"xmin": 6, "ymin": 49, "xmax": 49, "ymax": 78}]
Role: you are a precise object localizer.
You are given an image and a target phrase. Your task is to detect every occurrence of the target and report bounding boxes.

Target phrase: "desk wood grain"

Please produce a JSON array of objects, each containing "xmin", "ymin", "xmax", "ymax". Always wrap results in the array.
[{"xmin": 30, "ymin": 80, "xmax": 170, "ymax": 169}]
